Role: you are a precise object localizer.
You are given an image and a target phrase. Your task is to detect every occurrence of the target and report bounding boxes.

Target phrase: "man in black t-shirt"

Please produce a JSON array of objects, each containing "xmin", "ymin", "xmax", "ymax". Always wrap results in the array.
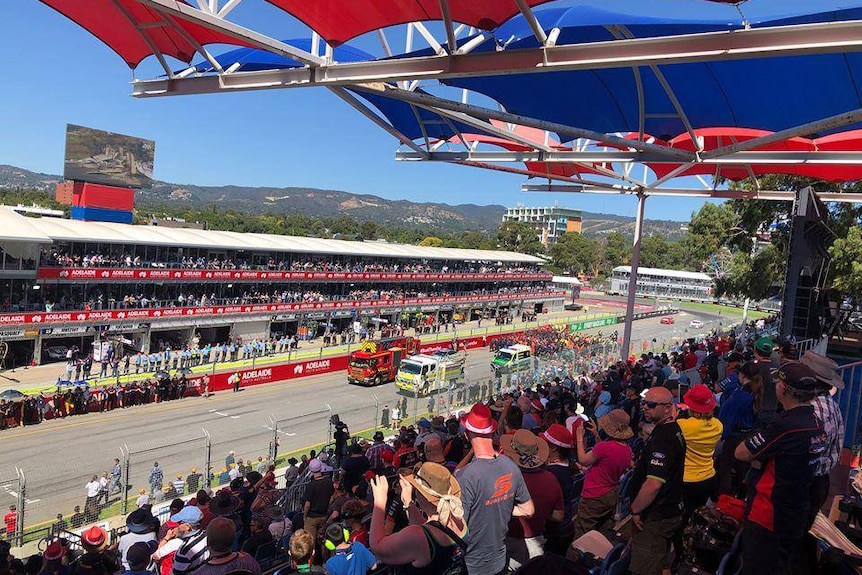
[
  {"xmin": 735, "ymin": 361, "xmax": 826, "ymax": 575},
  {"xmin": 303, "ymin": 459, "xmax": 334, "ymax": 543},
  {"xmin": 628, "ymin": 386, "xmax": 686, "ymax": 575},
  {"xmin": 340, "ymin": 444, "xmax": 370, "ymax": 494}
]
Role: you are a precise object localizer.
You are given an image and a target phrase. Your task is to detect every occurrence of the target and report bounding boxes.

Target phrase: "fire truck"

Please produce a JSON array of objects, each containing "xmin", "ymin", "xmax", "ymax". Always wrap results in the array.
[{"xmin": 347, "ymin": 336, "xmax": 420, "ymax": 386}]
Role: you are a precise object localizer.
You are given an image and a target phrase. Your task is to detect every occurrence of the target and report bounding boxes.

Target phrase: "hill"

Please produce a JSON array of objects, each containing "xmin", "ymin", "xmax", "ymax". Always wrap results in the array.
[{"xmin": 0, "ymin": 164, "xmax": 685, "ymax": 238}]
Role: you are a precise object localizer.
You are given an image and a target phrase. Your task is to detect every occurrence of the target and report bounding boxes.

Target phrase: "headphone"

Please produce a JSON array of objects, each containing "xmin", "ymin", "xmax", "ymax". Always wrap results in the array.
[{"xmin": 324, "ymin": 524, "xmax": 351, "ymax": 552}]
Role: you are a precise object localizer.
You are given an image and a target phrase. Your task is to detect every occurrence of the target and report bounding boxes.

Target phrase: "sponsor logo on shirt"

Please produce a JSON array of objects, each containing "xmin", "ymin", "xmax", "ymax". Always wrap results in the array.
[{"xmin": 485, "ymin": 473, "xmax": 514, "ymax": 506}]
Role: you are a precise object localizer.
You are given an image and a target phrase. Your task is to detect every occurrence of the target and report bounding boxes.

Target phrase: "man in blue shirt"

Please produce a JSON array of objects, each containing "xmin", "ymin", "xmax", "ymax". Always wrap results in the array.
[{"xmin": 323, "ymin": 523, "xmax": 376, "ymax": 575}]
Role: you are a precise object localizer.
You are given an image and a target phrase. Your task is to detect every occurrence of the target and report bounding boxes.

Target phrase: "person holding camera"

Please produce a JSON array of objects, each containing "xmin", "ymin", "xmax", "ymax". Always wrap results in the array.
[{"xmin": 369, "ymin": 462, "xmax": 467, "ymax": 575}]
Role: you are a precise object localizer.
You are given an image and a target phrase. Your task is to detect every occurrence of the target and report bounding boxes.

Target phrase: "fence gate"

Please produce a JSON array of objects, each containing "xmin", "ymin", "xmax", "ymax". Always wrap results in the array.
[{"xmin": 120, "ymin": 429, "xmax": 211, "ymax": 515}]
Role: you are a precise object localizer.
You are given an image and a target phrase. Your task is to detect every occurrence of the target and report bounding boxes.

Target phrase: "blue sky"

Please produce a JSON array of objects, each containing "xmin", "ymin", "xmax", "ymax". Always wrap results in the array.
[{"xmin": 0, "ymin": 0, "xmax": 852, "ymax": 223}]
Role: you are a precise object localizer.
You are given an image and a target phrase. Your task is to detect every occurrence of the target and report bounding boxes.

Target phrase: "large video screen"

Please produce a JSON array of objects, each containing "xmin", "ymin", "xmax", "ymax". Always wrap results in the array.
[{"xmin": 63, "ymin": 124, "xmax": 155, "ymax": 188}]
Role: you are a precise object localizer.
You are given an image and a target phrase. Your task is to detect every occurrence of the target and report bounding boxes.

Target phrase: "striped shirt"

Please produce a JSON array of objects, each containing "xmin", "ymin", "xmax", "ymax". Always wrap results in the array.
[
  {"xmin": 811, "ymin": 393, "xmax": 845, "ymax": 477},
  {"xmin": 171, "ymin": 530, "xmax": 209, "ymax": 575}
]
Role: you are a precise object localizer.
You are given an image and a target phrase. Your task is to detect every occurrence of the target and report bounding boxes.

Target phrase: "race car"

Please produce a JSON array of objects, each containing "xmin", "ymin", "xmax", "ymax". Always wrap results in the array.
[
  {"xmin": 689, "ymin": 319, "xmax": 705, "ymax": 329},
  {"xmin": 660, "ymin": 316, "xmax": 675, "ymax": 325}
]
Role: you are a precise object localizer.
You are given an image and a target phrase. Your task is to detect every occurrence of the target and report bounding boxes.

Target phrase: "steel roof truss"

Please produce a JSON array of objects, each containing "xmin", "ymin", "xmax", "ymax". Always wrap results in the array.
[
  {"xmin": 520, "ymin": 183, "xmax": 862, "ymax": 203},
  {"xmin": 130, "ymin": 19, "xmax": 862, "ymax": 96},
  {"xmin": 396, "ymin": 149, "xmax": 862, "ymax": 165},
  {"xmin": 330, "ymin": 87, "xmax": 429, "ymax": 158},
  {"xmin": 131, "ymin": 0, "xmax": 325, "ymax": 66},
  {"xmin": 360, "ymin": 84, "xmax": 695, "ymax": 160}
]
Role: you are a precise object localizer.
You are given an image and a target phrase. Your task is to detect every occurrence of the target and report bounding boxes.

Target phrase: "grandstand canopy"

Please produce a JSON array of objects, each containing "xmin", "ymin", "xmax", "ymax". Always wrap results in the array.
[
  {"xmin": 612, "ymin": 266, "xmax": 712, "ymax": 282},
  {"xmin": 5, "ymin": 209, "xmax": 542, "ymax": 263}
]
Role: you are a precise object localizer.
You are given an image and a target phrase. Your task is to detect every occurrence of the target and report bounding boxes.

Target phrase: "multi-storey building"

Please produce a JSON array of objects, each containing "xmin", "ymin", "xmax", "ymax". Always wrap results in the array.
[
  {"xmin": 0, "ymin": 208, "xmax": 561, "ymax": 367},
  {"xmin": 502, "ymin": 206, "xmax": 583, "ymax": 246}
]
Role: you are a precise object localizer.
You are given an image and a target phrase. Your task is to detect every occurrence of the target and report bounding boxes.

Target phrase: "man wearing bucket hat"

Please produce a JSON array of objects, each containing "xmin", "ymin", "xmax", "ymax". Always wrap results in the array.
[
  {"xmin": 455, "ymin": 403, "xmax": 533, "ymax": 575},
  {"xmin": 573, "ymin": 409, "xmax": 633, "ymax": 540},
  {"xmin": 500, "ymin": 430, "xmax": 564, "ymax": 570},
  {"xmin": 734, "ymin": 361, "xmax": 828, "ymax": 575}
]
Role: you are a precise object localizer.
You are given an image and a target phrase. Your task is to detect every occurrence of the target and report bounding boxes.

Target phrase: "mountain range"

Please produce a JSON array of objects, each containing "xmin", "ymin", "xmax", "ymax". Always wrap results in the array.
[{"xmin": 0, "ymin": 164, "xmax": 686, "ymax": 239}]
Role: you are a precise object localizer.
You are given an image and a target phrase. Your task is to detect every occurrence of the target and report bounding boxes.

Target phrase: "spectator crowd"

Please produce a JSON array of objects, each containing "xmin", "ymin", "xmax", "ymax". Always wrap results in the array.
[
  {"xmin": 4, "ymin": 316, "xmax": 853, "ymax": 575},
  {"xmin": 41, "ymin": 250, "xmax": 544, "ymax": 276},
  {"xmin": 30, "ymin": 284, "xmax": 553, "ymax": 315}
]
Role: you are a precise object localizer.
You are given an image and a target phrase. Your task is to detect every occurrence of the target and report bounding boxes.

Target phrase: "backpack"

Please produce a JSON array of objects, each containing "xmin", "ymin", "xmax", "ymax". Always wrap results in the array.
[{"xmin": 419, "ymin": 520, "xmax": 468, "ymax": 575}]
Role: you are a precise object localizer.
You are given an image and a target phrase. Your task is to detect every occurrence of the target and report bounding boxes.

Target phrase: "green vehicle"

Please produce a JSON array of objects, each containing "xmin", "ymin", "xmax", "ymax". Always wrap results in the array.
[{"xmin": 491, "ymin": 344, "xmax": 533, "ymax": 375}]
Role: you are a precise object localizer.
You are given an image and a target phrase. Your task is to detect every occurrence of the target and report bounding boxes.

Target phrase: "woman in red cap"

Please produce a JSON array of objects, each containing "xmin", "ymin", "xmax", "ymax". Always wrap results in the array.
[{"xmin": 678, "ymin": 384, "xmax": 723, "ymax": 518}]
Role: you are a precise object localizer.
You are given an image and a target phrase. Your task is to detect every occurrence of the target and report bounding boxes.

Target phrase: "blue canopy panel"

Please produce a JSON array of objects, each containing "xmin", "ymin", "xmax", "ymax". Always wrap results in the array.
[
  {"xmin": 439, "ymin": 6, "xmax": 862, "ymax": 140},
  {"xmin": 348, "ymin": 89, "xmax": 496, "ymax": 142},
  {"xmin": 493, "ymin": 5, "xmax": 738, "ymax": 49},
  {"xmin": 189, "ymin": 38, "xmax": 373, "ymax": 73}
]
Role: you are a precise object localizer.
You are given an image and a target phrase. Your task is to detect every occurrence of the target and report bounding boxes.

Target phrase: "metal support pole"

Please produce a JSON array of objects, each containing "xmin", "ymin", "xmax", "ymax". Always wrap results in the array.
[
  {"xmin": 621, "ymin": 192, "xmax": 647, "ymax": 360},
  {"xmin": 372, "ymin": 396, "xmax": 379, "ymax": 432},
  {"xmin": 268, "ymin": 415, "xmax": 278, "ymax": 462},
  {"xmin": 326, "ymin": 404, "xmax": 333, "ymax": 447},
  {"xmin": 203, "ymin": 429, "xmax": 212, "ymax": 489},
  {"xmin": 121, "ymin": 446, "xmax": 130, "ymax": 515},
  {"xmin": 15, "ymin": 468, "xmax": 24, "ymax": 548}
]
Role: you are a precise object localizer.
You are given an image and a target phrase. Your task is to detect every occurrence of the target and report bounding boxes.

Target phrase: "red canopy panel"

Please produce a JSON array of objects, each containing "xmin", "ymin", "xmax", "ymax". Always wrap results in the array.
[
  {"xmin": 621, "ymin": 128, "xmax": 862, "ymax": 183},
  {"xmin": 454, "ymin": 130, "xmax": 610, "ymax": 179},
  {"xmin": 40, "ymin": 0, "xmax": 256, "ymax": 68},
  {"xmin": 263, "ymin": 0, "xmax": 556, "ymax": 47}
]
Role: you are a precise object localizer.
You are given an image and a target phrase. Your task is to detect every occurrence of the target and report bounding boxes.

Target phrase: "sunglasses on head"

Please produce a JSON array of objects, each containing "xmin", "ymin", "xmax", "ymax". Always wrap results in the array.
[{"xmin": 641, "ymin": 400, "xmax": 671, "ymax": 409}]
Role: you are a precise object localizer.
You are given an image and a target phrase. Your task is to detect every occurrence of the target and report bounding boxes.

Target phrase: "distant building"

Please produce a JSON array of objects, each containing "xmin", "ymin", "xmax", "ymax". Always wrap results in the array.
[{"xmin": 502, "ymin": 206, "xmax": 582, "ymax": 246}]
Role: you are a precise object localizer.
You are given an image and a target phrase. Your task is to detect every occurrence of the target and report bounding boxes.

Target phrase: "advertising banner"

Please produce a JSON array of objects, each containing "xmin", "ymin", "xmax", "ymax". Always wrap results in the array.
[
  {"xmin": 568, "ymin": 316, "xmax": 618, "ymax": 332},
  {"xmin": 0, "ymin": 292, "xmax": 565, "ymax": 327},
  {"xmin": 38, "ymin": 267, "xmax": 552, "ymax": 283}
]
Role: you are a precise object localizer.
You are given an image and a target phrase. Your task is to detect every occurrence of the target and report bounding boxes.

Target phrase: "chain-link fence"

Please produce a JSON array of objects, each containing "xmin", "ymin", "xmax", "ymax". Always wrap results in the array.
[
  {"xmin": 121, "ymin": 431, "xmax": 211, "ymax": 514},
  {"xmin": 0, "ymin": 468, "xmax": 24, "ymax": 546}
]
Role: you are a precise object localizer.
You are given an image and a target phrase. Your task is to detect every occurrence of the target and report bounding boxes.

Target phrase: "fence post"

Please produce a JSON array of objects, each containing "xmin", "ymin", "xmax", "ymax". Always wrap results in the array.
[
  {"xmin": 326, "ymin": 404, "xmax": 333, "ymax": 447},
  {"xmin": 203, "ymin": 429, "xmax": 212, "ymax": 489},
  {"xmin": 121, "ymin": 445, "xmax": 130, "ymax": 515},
  {"xmin": 372, "ymin": 396, "xmax": 379, "ymax": 433},
  {"xmin": 268, "ymin": 415, "xmax": 278, "ymax": 462},
  {"xmin": 15, "ymin": 468, "xmax": 24, "ymax": 548}
]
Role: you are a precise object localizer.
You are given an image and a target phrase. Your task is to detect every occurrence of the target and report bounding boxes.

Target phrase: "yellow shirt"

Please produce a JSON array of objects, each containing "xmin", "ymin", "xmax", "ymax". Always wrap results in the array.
[{"xmin": 677, "ymin": 416, "xmax": 723, "ymax": 483}]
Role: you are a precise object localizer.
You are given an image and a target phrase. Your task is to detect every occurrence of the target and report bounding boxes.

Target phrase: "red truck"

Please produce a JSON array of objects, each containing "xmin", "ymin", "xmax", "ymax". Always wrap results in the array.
[{"xmin": 347, "ymin": 336, "xmax": 419, "ymax": 386}]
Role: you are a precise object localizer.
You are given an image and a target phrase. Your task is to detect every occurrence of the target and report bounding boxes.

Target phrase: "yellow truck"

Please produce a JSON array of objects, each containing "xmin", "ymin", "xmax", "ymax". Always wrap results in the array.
[{"xmin": 395, "ymin": 353, "xmax": 465, "ymax": 396}]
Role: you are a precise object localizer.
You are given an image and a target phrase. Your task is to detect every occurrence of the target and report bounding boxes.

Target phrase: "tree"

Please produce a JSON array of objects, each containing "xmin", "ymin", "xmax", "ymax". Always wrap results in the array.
[
  {"xmin": 684, "ymin": 203, "xmax": 740, "ymax": 265},
  {"xmin": 497, "ymin": 221, "xmax": 545, "ymax": 255},
  {"xmin": 360, "ymin": 220, "xmax": 381, "ymax": 241},
  {"xmin": 549, "ymin": 233, "xmax": 599, "ymax": 276},
  {"xmin": 418, "ymin": 236, "xmax": 444, "ymax": 247},
  {"xmin": 829, "ymin": 226, "xmax": 862, "ymax": 306},
  {"xmin": 603, "ymin": 231, "xmax": 631, "ymax": 271}
]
